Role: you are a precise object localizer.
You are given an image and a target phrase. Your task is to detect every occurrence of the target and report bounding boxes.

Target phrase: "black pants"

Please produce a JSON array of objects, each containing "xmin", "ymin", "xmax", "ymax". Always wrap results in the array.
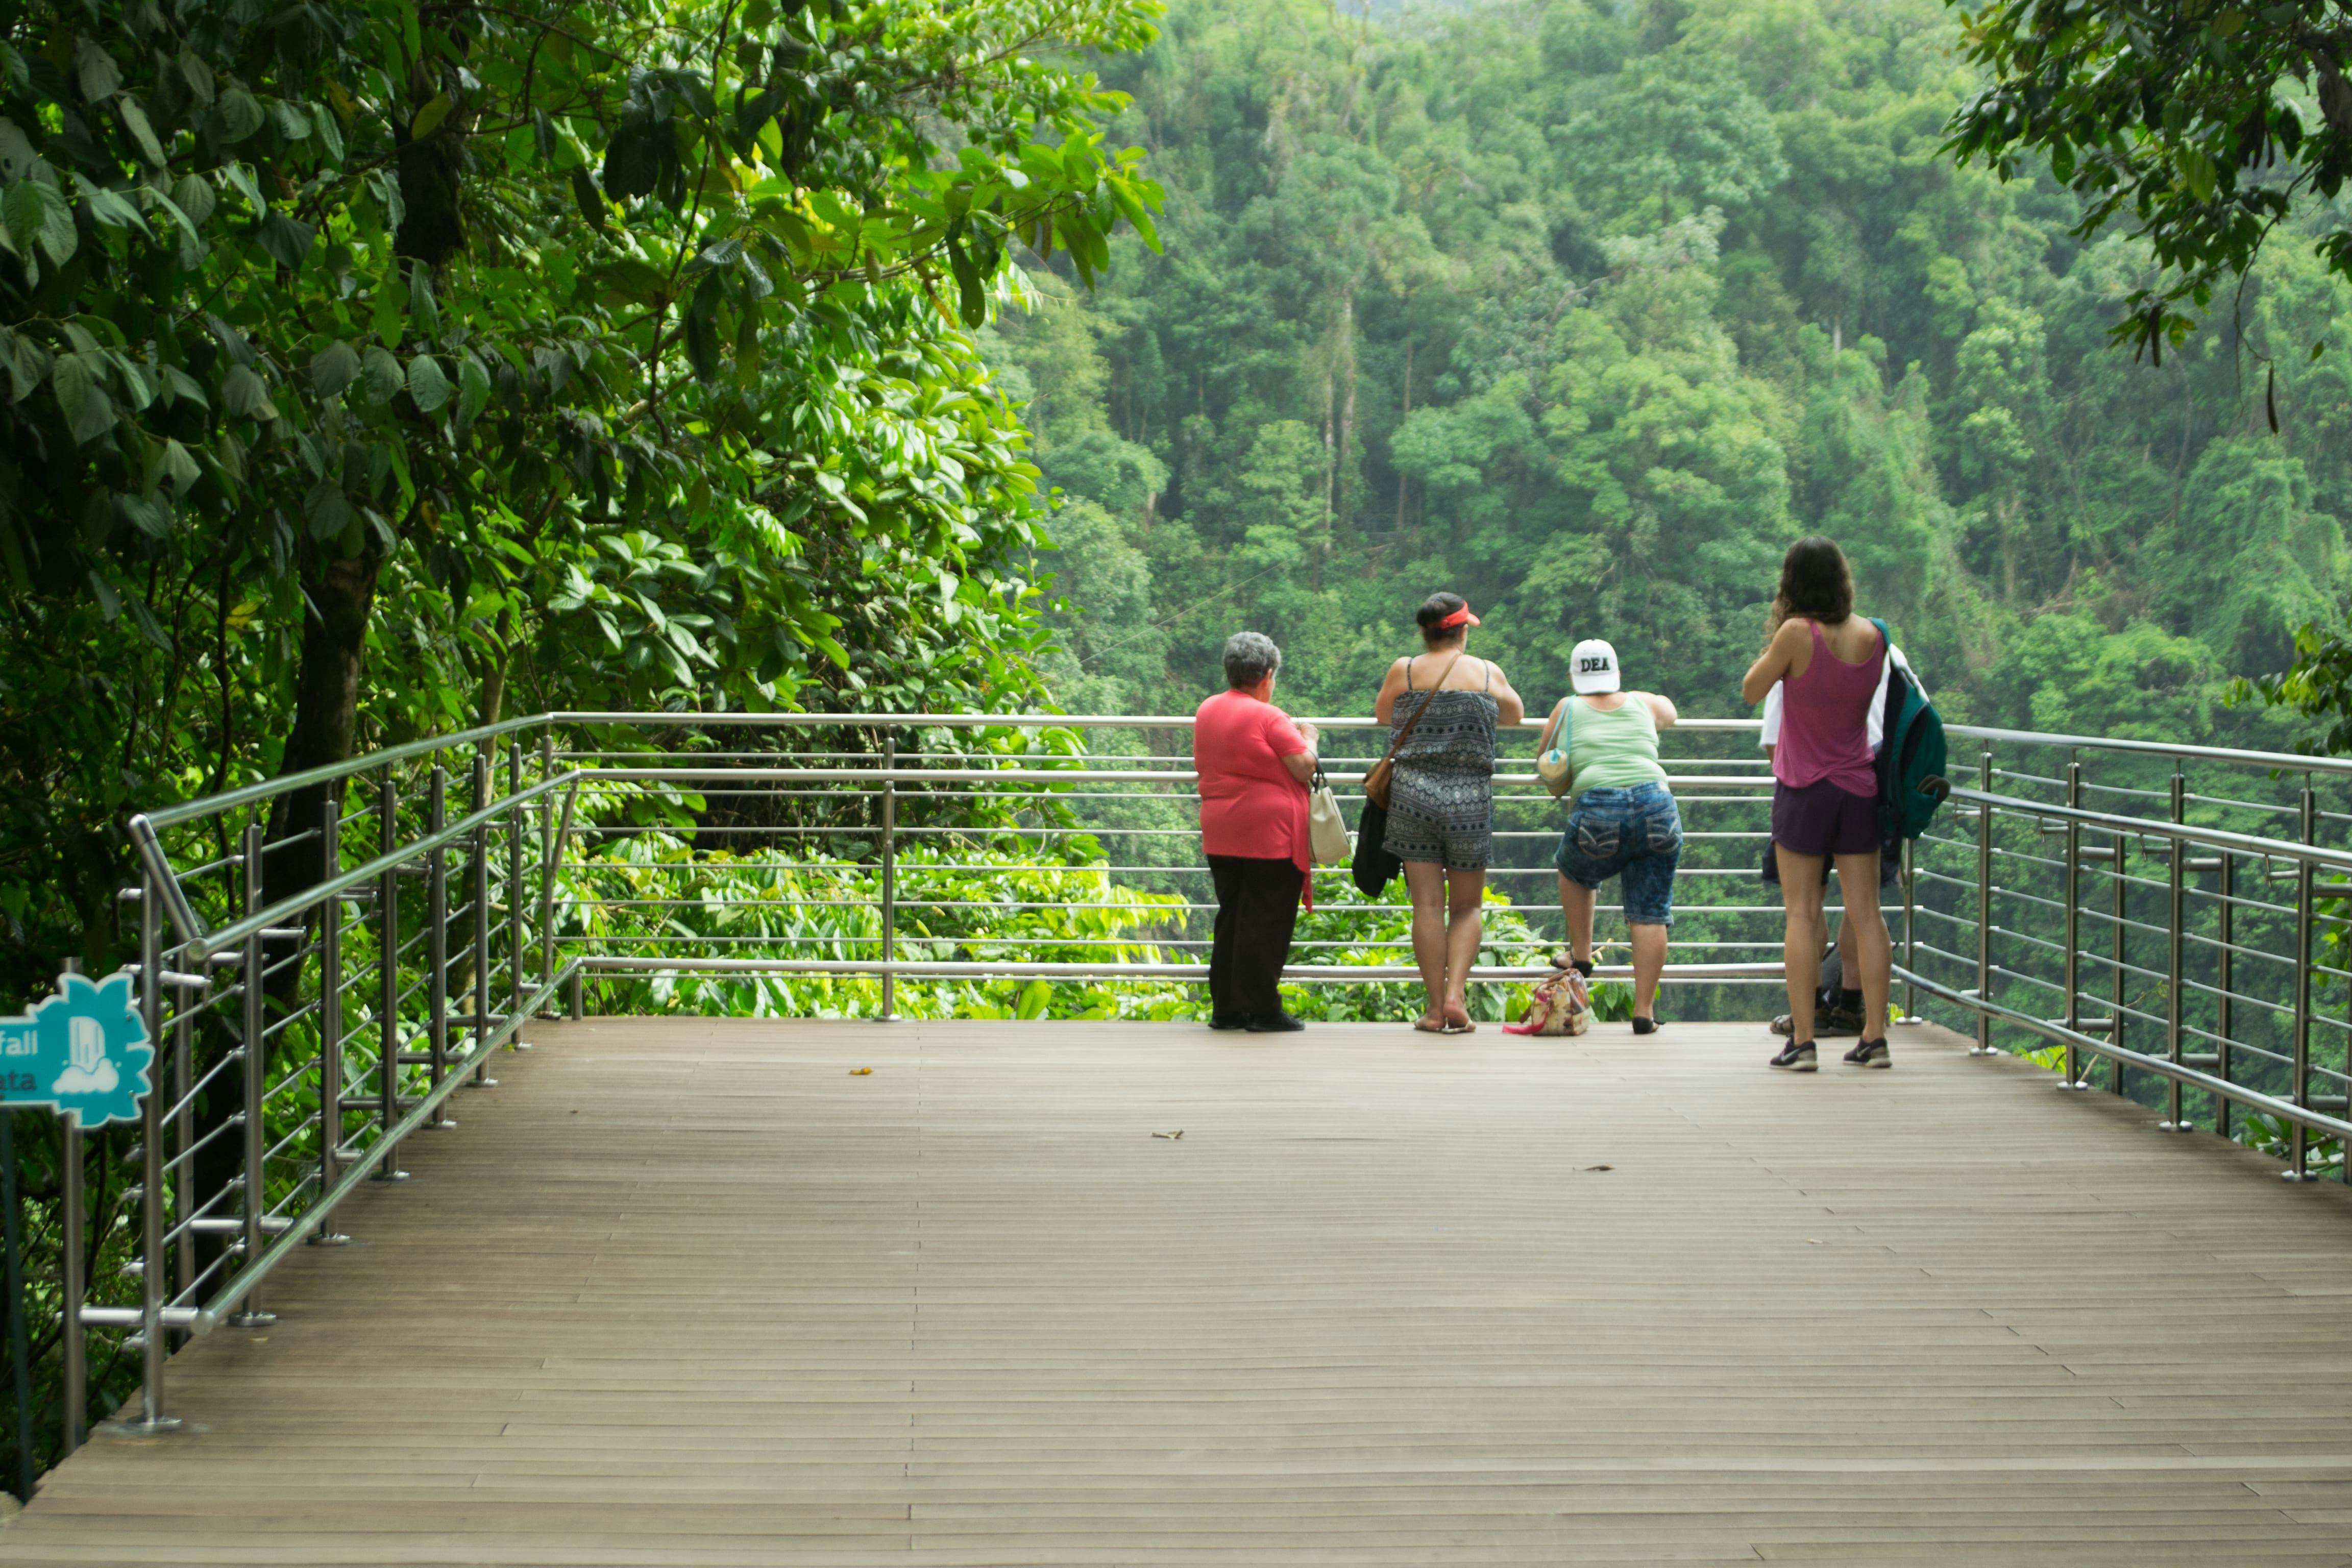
[{"xmin": 1207, "ymin": 855, "xmax": 1304, "ymax": 1023}]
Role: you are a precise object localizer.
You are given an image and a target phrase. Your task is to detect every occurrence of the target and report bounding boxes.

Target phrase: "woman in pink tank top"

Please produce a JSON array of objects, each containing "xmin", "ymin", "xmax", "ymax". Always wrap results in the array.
[{"xmin": 1741, "ymin": 538, "xmax": 1892, "ymax": 1073}]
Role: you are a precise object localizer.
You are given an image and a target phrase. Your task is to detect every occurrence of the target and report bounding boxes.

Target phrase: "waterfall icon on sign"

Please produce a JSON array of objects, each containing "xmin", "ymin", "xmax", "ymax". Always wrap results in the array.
[{"xmin": 54, "ymin": 1015, "xmax": 119, "ymax": 1097}]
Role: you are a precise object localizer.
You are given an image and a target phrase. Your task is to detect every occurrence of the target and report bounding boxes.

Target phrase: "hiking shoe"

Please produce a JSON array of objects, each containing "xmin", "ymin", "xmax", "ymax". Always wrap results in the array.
[
  {"xmin": 1843, "ymin": 1038, "xmax": 1892, "ymax": 1069},
  {"xmin": 1770, "ymin": 1042, "xmax": 1818, "ymax": 1072},
  {"xmin": 1772, "ymin": 1007, "xmax": 1859, "ymax": 1038},
  {"xmin": 1817, "ymin": 1001, "xmax": 1867, "ymax": 1038}
]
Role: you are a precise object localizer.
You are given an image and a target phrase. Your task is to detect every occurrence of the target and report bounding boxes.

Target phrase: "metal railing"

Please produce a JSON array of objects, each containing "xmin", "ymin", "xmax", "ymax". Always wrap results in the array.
[{"xmin": 65, "ymin": 706, "xmax": 2352, "ymax": 1441}]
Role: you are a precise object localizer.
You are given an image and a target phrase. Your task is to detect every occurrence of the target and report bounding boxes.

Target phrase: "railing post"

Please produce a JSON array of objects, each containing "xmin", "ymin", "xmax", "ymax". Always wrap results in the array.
[
  {"xmin": 880, "ymin": 732, "xmax": 898, "ymax": 1023},
  {"xmin": 2061, "ymin": 758, "xmax": 2086, "ymax": 1090},
  {"xmin": 1974, "ymin": 749, "xmax": 1992, "ymax": 1056},
  {"xmin": 311, "ymin": 792, "xmax": 350, "ymax": 1245},
  {"xmin": 427, "ymin": 765, "xmax": 451, "ymax": 1128},
  {"xmin": 374, "ymin": 770, "xmax": 406, "ymax": 1182},
  {"xmin": 508, "ymin": 739, "xmax": 526, "ymax": 1047},
  {"xmin": 58, "ymin": 953, "xmax": 83, "ymax": 1454},
  {"xmin": 170, "ymin": 939, "xmax": 194, "ymax": 1316},
  {"xmin": 230, "ymin": 822, "xmax": 275, "ymax": 1326},
  {"xmin": 2109, "ymin": 827, "xmax": 2127, "ymax": 1096},
  {"xmin": 538, "ymin": 730, "xmax": 558, "ymax": 1003},
  {"xmin": 1900, "ymin": 835, "xmax": 1917, "ymax": 1023},
  {"xmin": 2288, "ymin": 782, "xmax": 2316, "ymax": 1181},
  {"xmin": 470, "ymin": 749, "xmax": 495, "ymax": 1089},
  {"xmin": 2216, "ymin": 847, "xmax": 2235, "ymax": 1140},
  {"xmin": 2160, "ymin": 771, "xmax": 2188, "ymax": 1132},
  {"xmin": 126, "ymin": 864, "xmax": 177, "ymax": 1431}
]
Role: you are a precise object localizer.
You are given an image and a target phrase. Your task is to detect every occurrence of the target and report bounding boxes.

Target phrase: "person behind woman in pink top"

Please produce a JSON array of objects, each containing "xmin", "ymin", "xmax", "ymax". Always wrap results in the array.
[
  {"xmin": 1193, "ymin": 632, "xmax": 1322, "ymax": 1032},
  {"xmin": 1741, "ymin": 538, "xmax": 1893, "ymax": 1072}
]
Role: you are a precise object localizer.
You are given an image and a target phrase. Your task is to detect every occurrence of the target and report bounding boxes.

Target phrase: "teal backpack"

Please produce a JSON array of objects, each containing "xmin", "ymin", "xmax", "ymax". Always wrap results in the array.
[{"xmin": 1869, "ymin": 619, "xmax": 1949, "ymax": 839}]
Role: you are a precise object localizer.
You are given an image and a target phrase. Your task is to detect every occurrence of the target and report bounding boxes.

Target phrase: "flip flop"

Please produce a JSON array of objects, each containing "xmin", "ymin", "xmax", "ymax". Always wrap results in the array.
[
  {"xmin": 1440, "ymin": 1020, "xmax": 1478, "ymax": 1035},
  {"xmin": 1413, "ymin": 1016, "xmax": 1449, "ymax": 1033}
]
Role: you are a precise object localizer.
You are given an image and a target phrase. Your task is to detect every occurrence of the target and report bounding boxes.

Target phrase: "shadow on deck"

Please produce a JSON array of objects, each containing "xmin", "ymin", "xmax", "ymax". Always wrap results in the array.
[{"xmin": 8, "ymin": 1016, "xmax": 2352, "ymax": 1565}]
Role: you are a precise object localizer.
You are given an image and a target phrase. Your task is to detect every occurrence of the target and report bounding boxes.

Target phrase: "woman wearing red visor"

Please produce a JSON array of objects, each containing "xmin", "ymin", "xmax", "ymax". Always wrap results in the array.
[{"xmin": 1373, "ymin": 593, "xmax": 1525, "ymax": 1033}]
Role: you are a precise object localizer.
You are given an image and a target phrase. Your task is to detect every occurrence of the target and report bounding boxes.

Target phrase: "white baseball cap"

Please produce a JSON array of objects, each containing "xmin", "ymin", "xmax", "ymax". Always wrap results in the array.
[{"xmin": 1570, "ymin": 639, "xmax": 1621, "ymax": 694}]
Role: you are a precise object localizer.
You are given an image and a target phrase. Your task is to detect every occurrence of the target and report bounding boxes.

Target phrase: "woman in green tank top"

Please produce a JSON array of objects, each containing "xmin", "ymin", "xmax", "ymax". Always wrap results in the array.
[{"xmin": 1539, "ymin": 639, "xmax": 1682, "ymax": 1032}]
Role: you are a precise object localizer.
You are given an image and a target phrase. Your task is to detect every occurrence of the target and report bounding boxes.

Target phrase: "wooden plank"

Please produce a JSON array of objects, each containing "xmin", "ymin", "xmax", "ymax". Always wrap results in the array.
[{"xmin": 6, "ymin": 1015, "xmax": 2352, "ymax": 1563}]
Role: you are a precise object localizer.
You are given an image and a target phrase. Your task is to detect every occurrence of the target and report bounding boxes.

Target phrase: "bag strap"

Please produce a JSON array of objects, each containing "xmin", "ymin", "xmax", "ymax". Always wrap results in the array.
[{"xmin": 1378, "ymin": 652, "xmax": 1464, "ymax": 767}]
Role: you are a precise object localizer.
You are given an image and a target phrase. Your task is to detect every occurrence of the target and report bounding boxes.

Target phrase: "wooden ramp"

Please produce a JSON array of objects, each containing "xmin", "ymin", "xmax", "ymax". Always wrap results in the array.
[{"xmin": 9, "ymin": 1016, "xmax": 2352, "ymax": 1566}]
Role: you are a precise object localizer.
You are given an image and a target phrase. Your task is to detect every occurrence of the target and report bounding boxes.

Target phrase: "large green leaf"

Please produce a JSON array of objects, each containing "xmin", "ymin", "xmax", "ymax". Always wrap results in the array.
[
  {"xmin": 6, "ymin": 180, "xmax": 75, "ymax": 266},
  {"xmin": 220, "ymin": 364, "xmax": 276, "ymax": 421},
  {"xmin": 407, "ymin": 353, "xmax": 452, "ymax": 413},
  {"xmin": 311, "ymin": 341, "xmax": 359, "ymax": 398},
  {"xmin": 216, "ymin": 88, "xmax": 264, "ymax": 142},
  {"xmin": 361, "ymin": 345, "xmax": 404, "ymax": 403},
  {"xmin": 51, "ymin": 353, "xmax": 115, "ymax": 443}
]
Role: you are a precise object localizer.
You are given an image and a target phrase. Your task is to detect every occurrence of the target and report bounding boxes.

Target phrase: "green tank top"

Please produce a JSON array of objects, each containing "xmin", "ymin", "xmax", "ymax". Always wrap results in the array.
[{"xmin": 1566, "ymin": 697, "xmax": 1670, "ymax": 795}]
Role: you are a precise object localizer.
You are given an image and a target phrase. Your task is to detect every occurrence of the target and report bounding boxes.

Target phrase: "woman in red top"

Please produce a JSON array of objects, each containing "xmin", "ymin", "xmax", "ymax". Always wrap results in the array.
[
  {"xmin": 1741, "ymin": 538, "xmax": 1893, "ymax": 1072},
  {"xmin": 1193, "ymin": 632, "xmax": 1321, "ymax": 1032}
]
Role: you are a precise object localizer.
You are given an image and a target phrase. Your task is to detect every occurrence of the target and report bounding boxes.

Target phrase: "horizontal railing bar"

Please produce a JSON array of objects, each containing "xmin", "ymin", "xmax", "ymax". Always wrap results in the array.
[
  {"xmin": 189, "ymin": 775, "xmax": 571, "ymax": 959},
  {"xmin": 578, "ymin": 956, "xmax": 1786, "ymax": 982},
  {"xmin": 1900, "ymin": 966, "xmax": 2352, "ymax": 1140},
  {"xmin": 1966, "ymin": 790, "xmax": 2352, "ymax": 872},
  {"xmin": 194, "ymin": 967, "xmax": 569, "ymax": 1334}
]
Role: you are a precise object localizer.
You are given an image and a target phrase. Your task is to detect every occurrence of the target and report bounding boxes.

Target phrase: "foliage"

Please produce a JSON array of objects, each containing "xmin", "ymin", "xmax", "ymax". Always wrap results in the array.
[
  {"xmin": 0, "ymin": 0, "xmax": 1165, "ymax": 1001},
  {"xmin": 1941, "ymin": 0, "xmax": 2352, "ymax": 358},
  {"xmin": 1003, "ymin": 0, "xmax": 2351, "ymax": 751}
]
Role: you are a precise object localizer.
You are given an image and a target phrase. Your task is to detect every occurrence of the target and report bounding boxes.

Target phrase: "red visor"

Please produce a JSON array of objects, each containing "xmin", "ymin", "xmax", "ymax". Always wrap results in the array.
[{"xmin": 1435, "ymin": 604, "xmax": 1480, "ymax": 629}]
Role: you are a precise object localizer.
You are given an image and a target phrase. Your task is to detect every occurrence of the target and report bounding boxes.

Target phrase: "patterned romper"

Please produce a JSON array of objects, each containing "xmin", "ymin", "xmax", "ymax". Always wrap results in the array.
[{"xmin": 1381, "ymin": 659, "xmax": 1500, "ymax": 871}]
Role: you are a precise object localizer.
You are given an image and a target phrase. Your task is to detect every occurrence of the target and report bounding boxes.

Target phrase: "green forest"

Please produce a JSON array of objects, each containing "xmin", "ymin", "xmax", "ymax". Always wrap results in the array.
[{"xmin": 1006, "ymin": 0, "xmax": 2352, "ymax": 740}]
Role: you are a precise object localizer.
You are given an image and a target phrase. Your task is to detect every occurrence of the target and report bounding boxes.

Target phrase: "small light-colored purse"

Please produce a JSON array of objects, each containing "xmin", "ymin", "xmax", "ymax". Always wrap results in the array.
[
  {"xmin": 1307, "ymin": 772, "xmax": 1351, "ymax": 864},
  {"xmin": 1536, "ymin": 698, "xmax": 1575, "ymax": 800}
]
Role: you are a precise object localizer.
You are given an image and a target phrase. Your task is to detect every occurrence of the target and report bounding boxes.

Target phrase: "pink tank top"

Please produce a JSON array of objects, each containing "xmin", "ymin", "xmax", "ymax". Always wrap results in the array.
[{"xmin": 1774, "ymin": 620, "xmax": 1882, "ymax": 797}]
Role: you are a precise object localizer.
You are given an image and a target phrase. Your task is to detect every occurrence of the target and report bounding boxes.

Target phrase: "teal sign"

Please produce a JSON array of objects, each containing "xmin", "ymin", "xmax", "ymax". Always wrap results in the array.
[{"xmin": 0, "ymin": 972, "xmax": 154, "ymax": 1129}]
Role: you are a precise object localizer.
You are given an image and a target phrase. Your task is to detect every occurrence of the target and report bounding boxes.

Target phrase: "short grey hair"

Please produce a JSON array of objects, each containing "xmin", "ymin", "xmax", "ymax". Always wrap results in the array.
[{"xmin": 1223, "ymin": 631, "xmax": 1282, "ymax": 689}]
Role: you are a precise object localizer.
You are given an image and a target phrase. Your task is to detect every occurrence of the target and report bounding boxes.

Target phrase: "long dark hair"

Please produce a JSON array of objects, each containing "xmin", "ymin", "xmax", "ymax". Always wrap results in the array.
[
  {"xmin": 1768, "ymin": 536, "xmax": 1853, "ymax": 634},
  {"xmin": 1416, "ymin": 591, "xmax": 1469, "ymax": 647}
]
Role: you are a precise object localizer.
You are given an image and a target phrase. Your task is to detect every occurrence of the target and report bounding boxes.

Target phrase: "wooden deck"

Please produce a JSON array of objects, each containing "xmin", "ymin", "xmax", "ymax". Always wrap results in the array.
[{"xmin": 9, "ymin": 1015, "xmax": 2352, "ymax": 1565}]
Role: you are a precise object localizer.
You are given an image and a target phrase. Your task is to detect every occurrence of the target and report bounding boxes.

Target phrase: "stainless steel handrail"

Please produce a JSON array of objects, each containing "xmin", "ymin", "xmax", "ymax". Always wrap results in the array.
[{"xmin": 83, "ymin": 705, "xmax": 2352, "ymax": 1453}]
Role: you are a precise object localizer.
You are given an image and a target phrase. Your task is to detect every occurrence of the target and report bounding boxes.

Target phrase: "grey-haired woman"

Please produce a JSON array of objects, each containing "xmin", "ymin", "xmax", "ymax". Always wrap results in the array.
[{"xmin": 1194, "ymin": 631, "xmax": 1321, "ymax": 1032}]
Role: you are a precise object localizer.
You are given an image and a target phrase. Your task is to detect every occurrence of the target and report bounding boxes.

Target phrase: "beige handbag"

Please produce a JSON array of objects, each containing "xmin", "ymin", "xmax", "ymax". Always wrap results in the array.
[
  {"xmin": 1363, "ymin": 653, "xmax": 1464, "ymax": 810},
  {"xmin": 1307, "ymin": 772, "xmax": 1351, "ymax": 864}
]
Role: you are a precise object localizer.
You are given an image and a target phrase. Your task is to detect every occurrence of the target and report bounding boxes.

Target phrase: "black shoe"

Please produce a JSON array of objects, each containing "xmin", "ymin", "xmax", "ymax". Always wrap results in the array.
[
  {"xmin": 1843, "ymin": 1038, "xmax": 1892, "ymax": 1068},
  {"xmin": 1631, "ymin": 1016, "xmax": 1663, "ymax": 1035},
  {"xmin": 1246, "ymin": 1011, "xmax": 1306, "ymax": 1033},
  {"xmin": 1770, "ymin": 1041, "xmax": 1818, "ymax": 1072},
  {"xmin": 1816, "ymin": 1002, "xmax": 1866, "ymax": 1038},
  {"xmin": 1209, "ymin": 1014, "xmax": 1249, "ymax": 1031}
]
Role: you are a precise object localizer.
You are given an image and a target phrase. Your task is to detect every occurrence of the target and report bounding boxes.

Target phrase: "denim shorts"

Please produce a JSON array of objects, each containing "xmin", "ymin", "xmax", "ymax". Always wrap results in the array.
[{"xmin": 1554, "ymin": 782, "xmax": 1683, "ymax": 926}]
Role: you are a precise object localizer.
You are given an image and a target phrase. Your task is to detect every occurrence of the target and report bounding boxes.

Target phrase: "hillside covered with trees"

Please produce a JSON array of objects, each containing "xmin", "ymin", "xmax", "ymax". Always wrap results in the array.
[{"xmin": 1004, "ymin": 0, "xmax": 2352, "ymax": 739}]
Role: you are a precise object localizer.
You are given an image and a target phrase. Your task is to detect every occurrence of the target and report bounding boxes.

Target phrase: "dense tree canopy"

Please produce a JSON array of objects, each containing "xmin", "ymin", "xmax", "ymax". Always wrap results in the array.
[
  {"xmin": 0, "ymin": 0, "xmax": 1164, "ymax": 996},
  {"xmin": 1944, "ymin": 0, "xmax": 2352, "ymax": 360},
  {"xmin": 1006, "ymin": 0, "xmax": 2351, "ymax": 750}
]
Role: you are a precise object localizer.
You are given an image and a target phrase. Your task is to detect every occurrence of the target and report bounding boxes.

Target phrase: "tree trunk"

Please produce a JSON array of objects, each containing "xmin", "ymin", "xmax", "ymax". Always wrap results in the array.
[
  {"xmin": 1395, "ymin": 338, "xmax": 1412, "ymax": 538},
  {"xmin": 1337, "ymin": 286, "xmax": 1356, "ymax": 545}
]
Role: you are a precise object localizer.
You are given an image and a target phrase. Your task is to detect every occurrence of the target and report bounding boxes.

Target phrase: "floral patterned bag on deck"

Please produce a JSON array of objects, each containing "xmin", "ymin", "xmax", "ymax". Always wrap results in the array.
[{"xmin": 1503, "ymin": 969, "xmax": 1590, "ymax": 1037}]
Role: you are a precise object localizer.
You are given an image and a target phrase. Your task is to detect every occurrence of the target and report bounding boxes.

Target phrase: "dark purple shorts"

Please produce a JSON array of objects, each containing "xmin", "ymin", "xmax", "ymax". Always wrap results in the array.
[{"xmin": 1772, "ymin": 779, "xmax": 1880, "ymax": 857}]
